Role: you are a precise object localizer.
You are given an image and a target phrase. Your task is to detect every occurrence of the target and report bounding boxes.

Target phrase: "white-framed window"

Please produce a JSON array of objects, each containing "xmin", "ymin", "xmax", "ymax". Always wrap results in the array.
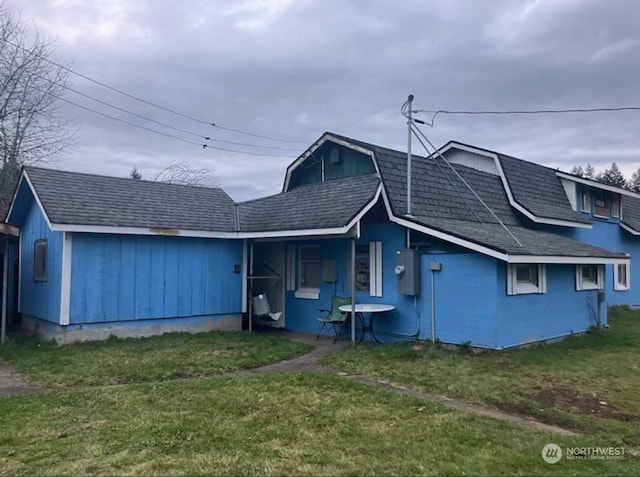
[
  {"xmin": 295, "ymin": 245, "xmax": 320, "ymax": 299},
  {"xmin": 614, "ymin": 263, "xmax": 630, "ymax": 291},
  {"xmin": 348, "ymin": 241, "xmax": 383, "ymax": 297},
  {"xmin": 581, "ymin": 190, "xmax": 590, "ymax": 212},
  {"xmin": 611, "ymin": 197, "xmax": 620, "ymax": 218},
  {"xmin": 593, "ymin": 192, "xmax": 609, "ymax": 218},
  {"xmin": 507, "ymin": 264, "xmax": 546, "ymax": 295},
  {"xmin": 33, "ymin": 239, "xmax": 47, "ymax": 282},
  {"xmin": 575, "ymin": 264, "xmax": 603, "ymax": 290}
]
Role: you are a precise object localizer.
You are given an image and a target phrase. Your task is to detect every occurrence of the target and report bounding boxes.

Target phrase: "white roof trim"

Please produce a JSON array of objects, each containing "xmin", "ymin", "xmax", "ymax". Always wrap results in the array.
[
  {"xmin": 556, "ymin": 171, "xmax": 640, "ymax": 199},
  {"xmin": 440, "ymin": 143, "xmax": 592, "ymax": 229},
  {"xmin": 13, "ymin": 171, "xmax": 55, "ymax": 230},
  {"xmin": 620, "ymin": 222, "xmax": 640, "ymax": 236},
  {"xmin": 380, "ymin": 181, "xmax": 627, "ymax": 265},
  {"xmin": 506, "ymin": 255, "xmax": 629, "ymax": 265},
  {"xmin": 282, "ymin": 133, "xmax": 380, "ymax": 192}
]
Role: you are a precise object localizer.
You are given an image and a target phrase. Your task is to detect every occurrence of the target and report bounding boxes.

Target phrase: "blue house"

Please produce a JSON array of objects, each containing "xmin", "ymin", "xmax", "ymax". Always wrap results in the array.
[{"xmin": 6, "ymin": 132, "xmax": 634, "ymax": 348}]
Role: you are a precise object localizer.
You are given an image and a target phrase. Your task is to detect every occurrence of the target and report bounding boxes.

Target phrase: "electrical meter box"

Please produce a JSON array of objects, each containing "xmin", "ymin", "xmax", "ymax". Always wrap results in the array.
[{"xmin": 396, "ymin": 249, "xmax": 420, "ymax": 295}]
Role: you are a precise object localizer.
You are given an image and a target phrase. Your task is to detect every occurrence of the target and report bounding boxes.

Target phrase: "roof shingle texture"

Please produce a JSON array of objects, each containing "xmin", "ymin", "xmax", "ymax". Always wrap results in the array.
[
  {"xmin": 237, "ymin": 174, "xmax": 380, "ymax": 232},
  {"xmin": 325, "ymin": 133, "xmax": 626, "ymax": 259},
  {"xmin": 621, "ymin": 195, "xmax": 640, "ymax": 232},
  {"xmin": 25, "ymin": 167, "xmax": 237, "ymax": 232}
]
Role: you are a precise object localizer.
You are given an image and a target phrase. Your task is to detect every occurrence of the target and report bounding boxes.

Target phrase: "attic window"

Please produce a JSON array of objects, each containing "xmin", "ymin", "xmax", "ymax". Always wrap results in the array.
[
  {"xmin": 593, "ymin": 192, "xmax": 609, "ymax": 218},
  {"xmin": 33, "ymin": 239, "xmax": 47, "ymax": 282},
  {"xmin": 576, "ymin": 264, "xmax": 603, "ymax": 291},
  {"xmin": 611, "ymin": 198, "xmax": 620, "ymax": 218},
  {"xmin": 581, "ymin": 191, "xmax": 590, "ymax": 212},
  {"xmin": 507, "ymin": 264, "xmax": 546, "ymax": 295}
]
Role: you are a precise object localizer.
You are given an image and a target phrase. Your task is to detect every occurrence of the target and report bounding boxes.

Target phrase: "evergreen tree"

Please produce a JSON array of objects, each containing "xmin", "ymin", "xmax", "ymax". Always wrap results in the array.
[
  {"xmin": 629, "ymin": 166, "xmax": 640, "ymax": 193},
  {"xmin": 129, "ymin": 166, "xmax": 142, "ymax": 180},
  {"xmin": 596, "ymin": 162, "xmax": 627, "ymax": 189},
  {"xmin": 570, "ymin": 165, "xmax": 584, "ymax": 177},
  {"xmin": 584, "ymin": 163, "xmax": 596, "ymax": 179}
]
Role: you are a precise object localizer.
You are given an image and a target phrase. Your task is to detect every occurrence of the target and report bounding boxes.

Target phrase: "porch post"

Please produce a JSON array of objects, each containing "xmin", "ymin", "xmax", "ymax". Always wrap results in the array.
[
  {"xmin": 1, "ymin": 237, "xmax": 8, "ymax": 345},
  {"xmin": 350, "ymin": 237, "xmax": 356, "ymax": 345}
]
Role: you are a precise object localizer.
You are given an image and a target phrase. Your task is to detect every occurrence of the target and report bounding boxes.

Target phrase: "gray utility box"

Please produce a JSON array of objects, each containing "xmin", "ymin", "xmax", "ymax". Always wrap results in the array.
[{"xmin": 396, "ymin": 249, "xmax": 420, "ymax": 295}]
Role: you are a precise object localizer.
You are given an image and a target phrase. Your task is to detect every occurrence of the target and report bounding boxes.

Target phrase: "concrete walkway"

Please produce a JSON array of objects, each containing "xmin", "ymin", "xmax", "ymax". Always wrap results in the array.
[{"xmin": 0, "ymin": 359, "xmax": 43, "ymax": 397}]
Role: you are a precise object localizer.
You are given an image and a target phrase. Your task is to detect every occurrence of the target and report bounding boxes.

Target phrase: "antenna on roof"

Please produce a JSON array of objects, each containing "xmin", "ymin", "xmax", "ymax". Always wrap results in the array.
[{"xmin": 405, "ymin": 94, "xmax": 414, "ymax": 217}]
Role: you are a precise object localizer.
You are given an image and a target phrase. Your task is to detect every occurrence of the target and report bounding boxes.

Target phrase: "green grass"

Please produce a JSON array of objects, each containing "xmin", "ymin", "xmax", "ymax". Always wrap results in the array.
[
  {"xmin": 0, "ymin": 331, "xmax": 312, "ymax": 388},
  {"xmin": 322, "ymin": 306, "xmax": 640, "ymax": 448},
  {"xmin": 0, "ymin": 372, "xmax": 636, "ymax": 476}
]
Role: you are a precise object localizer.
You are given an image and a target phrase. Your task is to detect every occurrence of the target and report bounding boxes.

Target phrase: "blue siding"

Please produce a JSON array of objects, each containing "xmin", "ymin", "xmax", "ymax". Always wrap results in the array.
[
  {"xmin": 495, "ymin": 263, "xmax": 605, "ymax": 349},
  {"xmin": 19, "ymin": 201, "xmax": 63, "ymax": 323},
  {"xmin": 70, "ymin": 233, "xmax": 242, "ymax": 324}
]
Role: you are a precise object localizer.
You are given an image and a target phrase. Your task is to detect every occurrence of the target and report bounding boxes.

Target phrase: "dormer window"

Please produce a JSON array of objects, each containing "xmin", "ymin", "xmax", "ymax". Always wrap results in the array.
[
  {"xmin": 611, "ymin": 198, "xmax": 620, "ymax": 218},
  {"xmin": 593, "ymin": 192, "xmax": 609, "ymax": 218}
]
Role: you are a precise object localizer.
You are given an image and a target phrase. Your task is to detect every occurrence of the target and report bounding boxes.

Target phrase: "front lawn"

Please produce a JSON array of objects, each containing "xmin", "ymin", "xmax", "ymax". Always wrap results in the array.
[
  {"xmin": 322, "ymin": 306, "xmax": 640, "ymax": 449},
  {"xmin": 0, "ymin": 331, "xmax": 312, "ymax": 388},
  {"xmin": 0, "ymin": 372, "xmax": 636, "ymax": 476}
]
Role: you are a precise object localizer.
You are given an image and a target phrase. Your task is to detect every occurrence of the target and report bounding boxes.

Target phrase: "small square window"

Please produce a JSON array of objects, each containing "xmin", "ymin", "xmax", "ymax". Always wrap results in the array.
[
  {"xmin": 576, "ymin": 264, "xmax": 603, "ymax": 291},
  {"xmin": 33, "ymin": 239, "xmax": 47, "ymax": 282},
  {"xmin": 507, "ymin": 264, "xmax": 546, "ymax": 295}
]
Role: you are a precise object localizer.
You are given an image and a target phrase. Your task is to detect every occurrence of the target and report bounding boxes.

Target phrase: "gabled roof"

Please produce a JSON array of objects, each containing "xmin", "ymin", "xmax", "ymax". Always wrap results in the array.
[
  {"xmin": 9, "ymin": 167, "xmax": 237, "ymax": 234},
  {"xmin": 238, "ymin": 174, "xmax": 380, "ymax": 233},
  {"xmin": 294, "ymin": 132, "xmax": 627, "ymax": 263}
]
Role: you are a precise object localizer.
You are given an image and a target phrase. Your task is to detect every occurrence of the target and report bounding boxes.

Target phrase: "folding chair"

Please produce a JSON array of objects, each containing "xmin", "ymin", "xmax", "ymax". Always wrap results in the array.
[{"xmin": 316, "ymin": 295, "xmax": 352, "ymax": 343}]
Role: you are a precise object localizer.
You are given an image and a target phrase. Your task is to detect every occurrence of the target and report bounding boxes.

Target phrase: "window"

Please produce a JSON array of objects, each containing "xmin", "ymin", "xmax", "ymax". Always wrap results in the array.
[
  {"xmin": 575, "ymin": 264, "xmax": 603, "ymax": 290},
  {"xmin": 33, "ymin": 239, "xmax": 47, "ymax": 282},
  {"xmin": 581, "ymin": 190, "xmax": 590, "ymax": 212},
  {"xmin": 351, "ymin": 242, "xmax": 383, "ymax": 297},
  {"xmin": 507, "ymin": 264, "xmax": 546, "ymax": 295},
  {"xmin": 295, "ymin": 245, "xmax": 320, "ymax": 299},
  {"xmin": 593, "ymin": 192, "xmax": 609, "ymax": 218},
  {"xmin": 614, "ymin": 263, "xmax": 630, "ymax": 291},
  {"xmin": 611, "ymin": 198, "xmax": 620, "ymax": 218}
]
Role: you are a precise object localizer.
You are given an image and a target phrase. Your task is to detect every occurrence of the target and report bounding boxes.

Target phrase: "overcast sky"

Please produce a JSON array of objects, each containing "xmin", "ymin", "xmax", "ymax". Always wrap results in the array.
[{"xmin": 8, "ymin": 0, "xmax": 640, "ymax": 200}]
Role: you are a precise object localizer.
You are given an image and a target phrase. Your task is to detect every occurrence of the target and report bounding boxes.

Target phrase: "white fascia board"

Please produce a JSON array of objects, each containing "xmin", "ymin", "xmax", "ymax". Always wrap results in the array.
[
  {"xmin": 59, "ymin": 231, "xmax": 72, "ymax": 325},
  {"xmin": 441, "ymin": 143, "xmax": 591, "ymax": 228},
  {"xmin": 282, "ymin": 133, "xmax": 380, "ymax": 192},
  {"xmin": 506, "ymin": 255, "xmax": 629, "ymax": 265},
  {"xmin": 556, "ymin": 172, "xmax": 640, "ymax": 199},
  {"xmin": 620, "ymin": 222, "xmax": 640, "ymax": 236},
  {"xmin": 15, "ymin": 171, "xmax": 55, "ymax": 230}
]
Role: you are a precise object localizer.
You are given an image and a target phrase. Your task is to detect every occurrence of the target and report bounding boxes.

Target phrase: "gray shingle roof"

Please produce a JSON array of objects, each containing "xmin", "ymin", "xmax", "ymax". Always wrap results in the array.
[
  {"xmin": 238, "ymin": 174, "xmax": 380, "ymax": 232},
  {"xmin": 621, "ymin": 195, "xmax": 640, "ymax": 232},
  {"xmin": 497, "ymin": 153, "xmax": 590, "ymax": 225},
  {"xmin": 323, "ymin": 132, "xmax": 626, "ymax": 259},
  {"xmin": 24, "ymin": 167, "xmax": 237, "ymax": 232}
]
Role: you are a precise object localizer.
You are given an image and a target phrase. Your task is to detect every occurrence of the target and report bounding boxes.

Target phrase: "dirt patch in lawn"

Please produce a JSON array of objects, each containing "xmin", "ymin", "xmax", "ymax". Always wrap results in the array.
[{"xmin": 534, "ymin": 382, "xmax": 638, "ymax": 422}]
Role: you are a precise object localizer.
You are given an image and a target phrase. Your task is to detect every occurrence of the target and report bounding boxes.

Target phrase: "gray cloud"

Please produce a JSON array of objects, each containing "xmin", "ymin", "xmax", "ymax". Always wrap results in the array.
[{"xmin": 7, "ymin": 0, "xmax": 640, "ymax": 200}]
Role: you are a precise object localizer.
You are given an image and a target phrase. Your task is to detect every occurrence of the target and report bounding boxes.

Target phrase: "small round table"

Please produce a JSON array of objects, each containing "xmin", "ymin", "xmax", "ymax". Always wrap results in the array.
[{"xmin": 339, "ymin": 304, "xmax": 395, "ymax": 343}]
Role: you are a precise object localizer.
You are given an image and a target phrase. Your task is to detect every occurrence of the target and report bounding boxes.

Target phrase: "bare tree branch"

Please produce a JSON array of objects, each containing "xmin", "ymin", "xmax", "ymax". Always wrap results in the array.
[{"xmin": 152, "ymin": 161, "xmax": 215, "ymax": 187}]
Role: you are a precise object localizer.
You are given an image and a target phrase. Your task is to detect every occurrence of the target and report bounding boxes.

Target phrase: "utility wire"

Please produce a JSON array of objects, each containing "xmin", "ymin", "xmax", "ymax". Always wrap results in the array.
[
  {"xmin": 408, "ymin": 120, "xmax": 523, "ymax": 247},
  {"xmin": 4, "ymin": 38, "xmax": 308, "ymax": 145},
  {"xmin": 413, "ymin": 106, "xmax": 640, "ymax": 127},
  {"xmin": 57, "ymin": 96, "xmax": 297, "ymax": 158},
  {"xmin": 35, "ymin": 72, "xmax": 302, "ymax": 152}
]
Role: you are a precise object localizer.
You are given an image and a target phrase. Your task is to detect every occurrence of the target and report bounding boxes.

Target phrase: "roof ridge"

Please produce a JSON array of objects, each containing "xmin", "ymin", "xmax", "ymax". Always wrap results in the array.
[{"xmin": 24, "ymin": 165, "xmax": 226, "ymax": 193}]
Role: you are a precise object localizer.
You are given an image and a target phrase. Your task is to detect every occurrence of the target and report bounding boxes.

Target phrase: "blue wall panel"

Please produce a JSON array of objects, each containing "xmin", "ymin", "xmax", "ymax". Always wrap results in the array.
[
  {"xmin": 19, "ymin": 200, "xmax": 63, "ymax": 323},
  {"xmin": 496, "ymin": 263, "xmax": 606, "ymax": 348},
  {"xmin": 70, "ymin": 233, "xmax": 242, "ymax": 324}
]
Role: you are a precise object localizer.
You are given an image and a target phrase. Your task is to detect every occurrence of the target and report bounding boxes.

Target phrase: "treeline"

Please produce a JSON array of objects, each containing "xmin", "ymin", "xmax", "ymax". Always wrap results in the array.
[{"xmin": 570, "ymin": 162, "xmax": 640, "ymax": 193}]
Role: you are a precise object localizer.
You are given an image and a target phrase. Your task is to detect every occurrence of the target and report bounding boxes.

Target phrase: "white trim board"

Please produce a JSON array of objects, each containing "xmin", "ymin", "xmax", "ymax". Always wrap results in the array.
[
  {"xmin": 557, "ymin": 171, "xmax": 640, "ymax": 199},
  {"xmin": 620, "ymin": 222, "xmax": 640, "ymax": 236},
  {"xmin": 59, "ymin": 231, "xmax": 72, "ymax": 326}
]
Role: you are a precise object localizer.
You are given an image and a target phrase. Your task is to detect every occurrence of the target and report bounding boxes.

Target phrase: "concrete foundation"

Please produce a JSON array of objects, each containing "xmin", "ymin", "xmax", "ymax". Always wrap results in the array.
[{"xmin": 21, "ymin": 314, "xmax": 242, "ymax": 344}]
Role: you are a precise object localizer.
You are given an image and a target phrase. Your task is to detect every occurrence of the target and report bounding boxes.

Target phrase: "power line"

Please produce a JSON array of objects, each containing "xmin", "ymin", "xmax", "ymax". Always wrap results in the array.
[
  {"xmin": 413, "ymin": 106, "xmax": 640, "ymax": 127},
  {"xmin": 35, "ymin": 72, "xmax": 302, "ymax": 152},
  {"xmin": 4, "ymin": 38, "xmax": 308, "ymax": 145},
  {"xmin": 57, "ymin": 96, "xmax": 297, "ymax": 158}
]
